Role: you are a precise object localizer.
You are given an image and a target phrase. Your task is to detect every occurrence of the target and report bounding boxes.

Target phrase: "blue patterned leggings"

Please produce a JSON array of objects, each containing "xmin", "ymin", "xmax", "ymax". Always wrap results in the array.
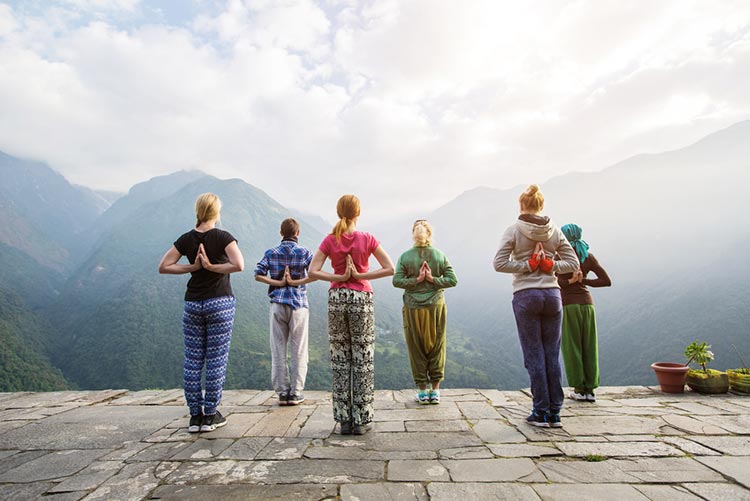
[{"xmin": 182, "ymin": 295, "xmax": 235, "ymax": 416}]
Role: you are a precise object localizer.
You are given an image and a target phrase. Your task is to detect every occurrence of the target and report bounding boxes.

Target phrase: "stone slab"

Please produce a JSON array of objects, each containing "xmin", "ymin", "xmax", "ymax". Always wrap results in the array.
[
  {"xmin": 0, "ymin": 450, "xmax": 48, "ymax": 475},
  {"xmin": 661, "ymin": 436, "xmax": 722, "ymax": 456},
  {"xmin": 166, "ymin": 459, "xmax": 385, "ymax": 484},
  {"xmin": 538, "ymin": 457, "xmax": 725, "ymax": 484},
  {"xmin": 170, "ymin": 438, "xmax": 234, "ymax": 460},
  {"xmin": 405, "ymin": 419, "xmax": 470, "ymax": 432},
  {"xmin": 684, "ymin": 482, "xmax": 750, "ymax": 500},
  {"xmin": 488, "ymin": 443, "xmax": 562, "ymax": 458},
  {"xmin": 341, "ymin": 482, "xmax": 428, "ymax": 500},
  {"xmin": 471, "ymin": 419, "xmax": 527, "ymax": 443},
  {"xmin": 477, "ymin": 389, "xmax": 512, "ymax": 406},
  {"xmin": 0, "ymin": 405, "xmax": 184, "ymax": 449},
  {"xmin": 662, "ymin": 414, "xmax": 730, "ymax": 434},
  {"xmin": 200, "ymin": 412, "xmax": 264, "ymax": 438},
  {"xmin": 355, "ymin": 431, "xmax": 482, "ymax": 451},
  {"xmin": 0, "ymin": 449, "xmax": 109, "ymax": 483},
  {"xmin": 217, "ymin": 437, "xmax": 273, "ymax": 460},
  {"xmin": 374, "ymin": 406, "xmax": 462, "ymax": 421},
  {"xmin": 696, "ymin": 414, "xmax": 750, "ymax": 435},
  {"xmin": 556, "ymin": 441, "xmax": 683, "ymax": 458},
  {"xmin": 456, "ymin": 401, "xmax": 502, "ymax": 419},
  {"xmin": 634, "ymin": 484, "xmax": 703, "ymax": 500},
  {"xmin": 697, "ymin": 456, "xmax": 750, "ymax": 488},
  {"xmin": 388, "ymin": 459, "xmax": 450, "ymax": 481},
  {"xmin": 373, "ymin": 421, "xmax": 406, "ymax": 432},
  {"xmin": 0, "ymin": 482, "xmax": 59, "ymax": 500},
  {"xmin": 82, "ymin": 461, "xmax": 163, "ymax": 500},
  {"xmin": 533, "ymin": 483, "xmax": 649, "ymax": 500},
  {"xmin": 441, "ymin": 458, "xmax": 538, "ymax": 482},
  {"xmin": 151, "ymin": 484, "xmax": 338, "ymax": 500},
  {"xmin": 245, "ymin": 406, "xmax": 301, "ymax": 436},
  {"xmin": 438, "ymin": 446, "xmax": 494, "ymax": 459},
  {"xmin": 562, "ymin": 415, "xmax": 667, "ymax": 435},
  {"xmin": 689, "ymin": 436, "xmax": 750, "ymax": 455},
  {"xmin": 129, "ymin": 441, "xmax": 192, "ymax": 462},
  {"xmin": 304, "ymin": 443, "xmax": 436, "ymax": 460},
  {"xmin": 428, "ymin": 482, "xmax": 540, "ymax": 500},
  {"xmin": 255, "ymin": 437, "xmax": 311, "ymax": 460},
  {"xmin": 48, "ymin": 461, "xmax": 123, "ymax": 493},
  {"xmin": 297, "ymin": 404, "xmax": 335, "ymax": 438},
  {"xmin": 217, "ymin": 390, "xmax": 259, "ymax": 406},
  {"xmin": 507, "ymin": 416, "xmax": 572, "ymax": 442}
]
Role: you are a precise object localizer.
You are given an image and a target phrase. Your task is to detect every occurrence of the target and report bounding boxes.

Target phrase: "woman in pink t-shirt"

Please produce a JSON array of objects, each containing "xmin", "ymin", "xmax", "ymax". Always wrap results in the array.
[{"xmin": 309, "ymin": 194, "xmax": 394, "ymax": 435}]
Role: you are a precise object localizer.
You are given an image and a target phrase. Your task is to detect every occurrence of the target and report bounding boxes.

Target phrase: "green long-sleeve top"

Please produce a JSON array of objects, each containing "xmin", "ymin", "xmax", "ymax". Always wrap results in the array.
[{"xmin": 392, "ymin": 245, "xmax": 458, "ymax": 308}]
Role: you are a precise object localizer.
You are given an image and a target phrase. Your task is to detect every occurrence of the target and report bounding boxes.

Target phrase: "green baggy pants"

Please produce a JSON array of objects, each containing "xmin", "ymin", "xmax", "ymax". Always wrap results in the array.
[
  {"xmin": 561, "ymin": 304, "xmax": 599, "ymax": 393},
  {"xmin": 402, "ymin": 302, "xmax": 447, "ymax": 386}
]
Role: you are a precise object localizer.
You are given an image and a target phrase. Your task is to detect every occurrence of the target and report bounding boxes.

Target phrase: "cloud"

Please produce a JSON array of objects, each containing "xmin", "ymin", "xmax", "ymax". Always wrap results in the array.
[{"xmin": 1, "ymin": 1, "xmax": 750, "ymax": 222}]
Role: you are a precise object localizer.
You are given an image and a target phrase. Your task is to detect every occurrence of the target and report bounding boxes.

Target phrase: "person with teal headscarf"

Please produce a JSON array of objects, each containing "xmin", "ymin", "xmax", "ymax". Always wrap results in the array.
[{"xmin": 558, "ymin": 224, "xmax": 611, "ymax": 402}]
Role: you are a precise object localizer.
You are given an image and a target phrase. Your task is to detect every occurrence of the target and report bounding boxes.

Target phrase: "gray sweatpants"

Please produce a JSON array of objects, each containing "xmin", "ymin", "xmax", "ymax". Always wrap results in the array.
[{"xmin": 270, "ymin": 303, "xmax": 309, "ymax": 395}]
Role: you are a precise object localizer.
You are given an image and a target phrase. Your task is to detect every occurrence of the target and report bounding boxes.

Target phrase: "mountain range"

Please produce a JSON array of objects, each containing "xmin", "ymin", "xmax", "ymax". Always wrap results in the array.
[{"xmin": 0, "ymin": 121, "xmax": 749, "ymax": 392}]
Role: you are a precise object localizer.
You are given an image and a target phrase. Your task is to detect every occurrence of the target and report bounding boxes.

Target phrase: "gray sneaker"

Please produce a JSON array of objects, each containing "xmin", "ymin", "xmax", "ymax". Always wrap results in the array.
[
  {"xmin": 287, "ymin": 393, "xmax": 305, "ymax": 405},
  {"xmin": 278, "ymin": 391, "xmax": 289, "ymax": 406}
]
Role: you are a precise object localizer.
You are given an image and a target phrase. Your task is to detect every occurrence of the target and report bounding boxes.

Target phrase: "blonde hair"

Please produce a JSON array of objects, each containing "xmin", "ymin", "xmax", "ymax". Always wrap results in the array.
[
  {"xmin": 519, "ymin": 184, "xmax": 544, "ymax": 213},
  {"xmin": 195, "ymin": 193, "xmax": 221, "ymax": 227},
  {"xmin": 331, "ymin": 194, "xmax": 361, "ymax": 242},
  {"xmin": 412, "ymin": 220, "xmax": 432, "ymax": 247}
]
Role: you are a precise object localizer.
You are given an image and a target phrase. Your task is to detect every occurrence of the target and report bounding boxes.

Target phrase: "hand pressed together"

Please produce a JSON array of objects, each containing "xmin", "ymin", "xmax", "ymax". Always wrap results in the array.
[{"xmin": 528, "ymin": 242, "xmax": 554, "ymax": 274}]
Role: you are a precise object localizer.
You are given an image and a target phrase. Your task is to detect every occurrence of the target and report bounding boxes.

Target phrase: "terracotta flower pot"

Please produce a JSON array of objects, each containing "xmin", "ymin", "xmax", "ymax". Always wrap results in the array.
[{"xmin": 651, "ymin": 362, "xmax": 689, "ymax": 393}]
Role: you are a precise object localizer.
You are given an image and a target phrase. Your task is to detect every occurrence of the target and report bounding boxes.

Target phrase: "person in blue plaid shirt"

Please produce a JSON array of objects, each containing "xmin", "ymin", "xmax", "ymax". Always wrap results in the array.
[{"xmin": 255, "ymin": 218, "xmax": 316, "ymax": 405}]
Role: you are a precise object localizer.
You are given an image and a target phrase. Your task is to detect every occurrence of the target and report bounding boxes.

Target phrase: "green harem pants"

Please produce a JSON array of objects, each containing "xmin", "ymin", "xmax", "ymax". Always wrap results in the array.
[
  {"xmin": 402, "ymin": 302, "xmax": 447, "ymax": 386},
  {"xmin": 561, "ymin": 303, "xmax": 600, "ymax": 393}
]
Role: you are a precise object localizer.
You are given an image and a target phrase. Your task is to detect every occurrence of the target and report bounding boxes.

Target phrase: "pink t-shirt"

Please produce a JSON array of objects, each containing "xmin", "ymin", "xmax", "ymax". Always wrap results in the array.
[{"xmin": 319, "ymin": 231, "xmax": 380, "ymax": 292}]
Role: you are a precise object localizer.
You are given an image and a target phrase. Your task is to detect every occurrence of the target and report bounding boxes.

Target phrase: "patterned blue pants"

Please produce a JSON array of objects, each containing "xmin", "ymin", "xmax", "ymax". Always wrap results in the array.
[{"xmin": 182, "ymin": 296, "xmax": 235, "ymax": 416}]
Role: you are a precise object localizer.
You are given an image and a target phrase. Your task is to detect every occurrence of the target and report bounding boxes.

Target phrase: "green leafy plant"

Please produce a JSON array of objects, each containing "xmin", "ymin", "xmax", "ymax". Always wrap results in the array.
[
  {"xmin": 684, "ymin": 340, "xmax": 714, "ymax": 374},
  {"xmin": 584, "ymin": 454, "xmax": 605, "ymax": 462}
]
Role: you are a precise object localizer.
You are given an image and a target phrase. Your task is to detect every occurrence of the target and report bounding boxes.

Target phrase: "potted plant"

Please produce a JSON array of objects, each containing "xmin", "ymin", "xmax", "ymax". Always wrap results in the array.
[
  {"xmin": 684, "ymin": 340, "xmax": 729, "ymax": 394},
  {"xmin": 727, "ymin": 344, "xmax": 750, "ymax": 395},
  {"xmin": 651, "ymin": 360, "xmax": 689, "ymax": 393}
]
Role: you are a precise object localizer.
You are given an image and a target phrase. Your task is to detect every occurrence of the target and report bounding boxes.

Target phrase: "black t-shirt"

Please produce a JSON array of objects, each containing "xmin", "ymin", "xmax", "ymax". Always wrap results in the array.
[{"xmin": 173, "ymin": 228, "xmax": 237, "ymax": 301}]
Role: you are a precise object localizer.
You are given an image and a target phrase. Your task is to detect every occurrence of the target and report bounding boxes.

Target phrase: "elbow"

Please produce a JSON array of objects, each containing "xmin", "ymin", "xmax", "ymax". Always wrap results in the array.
[
  {"xmin": 157, "ymin": 264, "xmax": 167, "ymax": 274},
  {"xmin": 309, "ymin": 270, "xmax": 322, "ymax": 280},
  {"xmin": 384, "ymin": 266, "xmax": 395, "ymax": 277},
  {"xmin": 236, "ymin": 262, "xmax": 245, "ymax": 273}
]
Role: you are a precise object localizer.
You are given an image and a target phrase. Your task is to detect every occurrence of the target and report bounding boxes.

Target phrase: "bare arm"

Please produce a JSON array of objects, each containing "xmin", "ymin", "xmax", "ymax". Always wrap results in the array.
[
  {"xmin": 308, "ymin": 249, "xmax": 351, "ymax": 282},
  {"xmin": 583, "ymin": 254, "xmax": 612, "ymax": 287},
  {"xmin": 351, "ymin": 245, "xmax": 395, "ymax": 281},
  {"xmin": 199, "ymin": 241, "xmax": 245, "ymax": 274},
  {"xmin": 158, "ymin": 246, "xmax": 200, "ymax": 274}
]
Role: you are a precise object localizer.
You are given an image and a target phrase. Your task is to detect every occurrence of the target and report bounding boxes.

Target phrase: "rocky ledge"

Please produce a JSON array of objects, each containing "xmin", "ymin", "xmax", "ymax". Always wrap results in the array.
[{"xmin": 0, "ymin": 387, "xmax": 749, "ymax": 500}]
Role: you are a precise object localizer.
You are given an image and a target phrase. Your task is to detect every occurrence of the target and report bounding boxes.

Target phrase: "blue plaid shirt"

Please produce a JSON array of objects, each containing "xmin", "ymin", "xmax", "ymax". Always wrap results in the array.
[{"xmin": 254, "ymin": 239, "xmax": 314, "ymax": 309}]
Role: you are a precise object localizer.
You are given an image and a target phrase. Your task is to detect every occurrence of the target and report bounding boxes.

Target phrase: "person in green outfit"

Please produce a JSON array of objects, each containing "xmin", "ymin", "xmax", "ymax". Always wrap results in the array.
[
  {"xmin": 393, "ymin": 220, "xmax": 458, "ymax": 404},
  {"xmin": 557, "ymin": 223, "xmax": 611, "ymax": 402}
]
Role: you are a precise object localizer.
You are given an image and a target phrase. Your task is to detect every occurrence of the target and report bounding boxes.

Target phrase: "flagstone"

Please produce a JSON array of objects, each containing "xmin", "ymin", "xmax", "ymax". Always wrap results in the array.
[
  {"xmin": 297, "ymin": 404, "xmax": 335, "ymax": 438},
  {"xmin": 245, "ymin": 405, "xmax": 301, "ymax": 436},
  {"xmin": 562, "ymin": 415, "xmax": 668, "ymax": 435},
  {"xmin": 47, "ymin": 461, "xmax": 123, "ymax": 493},
  {"xmin": 689, "ymin": 436, "xmax": 750, "ymax": 455},
  {"xmin": 201, "ymin": 412, "xmax": 264, "ymax": 439},
  {"xmin": 695, "ymin": 414, "xmax": 750, "ymax": 435},
  {"xmin": 216, "ymin": 437, "xmax": 272, "ymax": 460},
  {"xmin": 441, "ymin": 458, "xmax": 538, "ymax": 482},
  {"xmin": 340, "ymin": 482, "xmax": 428, "ymax": 500},
  {"xmin": 428, "ymin": 482, "xmax": 540, "ymax": 501},
  {"xmin": 387, "ymin": 460, "xmax": 450, "ymax": 481},
  {"xmin": 662, "ymin": 414, "xmax": 731, "ymax": 434},
  {"xmin": 634, "ymin": 484, "xmax": 703, "ymax": 500},
  {"xmin": 457, "ymin": 401, "xmax": 503, "ymax": 419},
  {"xmin": 255, "ymin": 437, "xmax": 311, "ymax": 460},
  {"xmin": 533, "ymin": 483, "xmax": 649, "ymax": 500},
  {"xmin": 684, "ymin": 482, "xmax": 750, "ymax": 500},
  {"xmin": 696, "ymin": 456, "xmax": 750, "ymax": 488},
  {"xmin": 0, "ymin": 449, "xmax": 109, "ymax": 483},
  {"xmin": 405, "ymin": 419, "xmax": 470, "ymax": 432},
  {"xmin": 82, "ymin": 461, "xmax": 163, "ymax": 500},
  {"xmin": 487, "ymin": 443, "xmax": 562, "ymax": 458},
  {"xmin": 170, "ymin": 438, "xmax": 234, "ymax": 460},
  {"xmin": 374, "ymin": 406, "xmax": 462, "ymax": 421},
  {"xmin": 556, "ymin": 441, "xmax": 683, "ymax": 458},
  {"xmin": 438, "ymin": 446, "xmax": 494, "ymax": 459},
  {"xmin": 471, "ymin": 419, "xmax": 527, "ymax": 443},
  {"xmin": 660, "ymin": 436, "xmax": 722, "ymax": 456},
  {"xmin": 151, "ymin": 484, "xmax": 338, "ymax": 500},
  {"xmin": 372, "ymin": 420, "xmax": 406, "ymax": 432}
]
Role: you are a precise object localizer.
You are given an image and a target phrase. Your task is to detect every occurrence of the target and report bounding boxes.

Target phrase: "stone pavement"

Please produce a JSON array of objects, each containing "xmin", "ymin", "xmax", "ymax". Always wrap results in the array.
[{"xmin": 0, "ymin": 387, "xmax": 749, "ymax": 500}]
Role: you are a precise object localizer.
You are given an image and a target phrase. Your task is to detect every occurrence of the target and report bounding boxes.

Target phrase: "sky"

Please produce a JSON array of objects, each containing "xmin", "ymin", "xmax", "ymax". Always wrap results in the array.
[{"xmin": 1, "ymin": 0, "xmax": 750, "ymax": 222}]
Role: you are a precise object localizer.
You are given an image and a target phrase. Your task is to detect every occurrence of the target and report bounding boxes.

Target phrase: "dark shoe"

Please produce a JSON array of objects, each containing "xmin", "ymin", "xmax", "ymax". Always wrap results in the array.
[
  {"xmin": 278, "ymin": 391, "xmax": 289, "ymax": 406},
  {"xmin": 339, "ymin": 421, "xmax": 352, "ymax": 435},
  {"xmin": 287, "ymin": 393, "xmax": 305, "ymax": 405},
  {"xmin": 526, "ymin": 410, "xmax": 549, "ymax": 428},
  {"xmin": 188, "ymin": 413, "xmax": 203, "ymax": 433},
  {"xmin": 201, "ymin": 411, "xmax": 227, "ymax": 432},
  {"xmin": 352, "ymin": 423, "xmax": 371, "ymax": 435},
  {"xmin": 548, "ymin": 413, "xmax": 563, "ymax": 428}
]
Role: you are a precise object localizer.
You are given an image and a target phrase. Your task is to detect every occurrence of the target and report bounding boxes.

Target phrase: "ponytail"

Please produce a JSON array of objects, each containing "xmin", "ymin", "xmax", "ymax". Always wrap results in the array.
[{"xmin": 331, "ymin": 194, "xmax": 361, "ymax": 242}]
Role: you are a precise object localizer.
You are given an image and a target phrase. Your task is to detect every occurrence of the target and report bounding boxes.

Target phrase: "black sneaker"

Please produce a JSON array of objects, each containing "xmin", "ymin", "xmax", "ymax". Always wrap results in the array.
[
  {"xmin": 201, "ymin": 411, "xmax": 227, "ymax": 432},
  {"xmin": 526, "ymin": 410, "xmax": 549, "ymax": 428},
  {"xmin": 278, "ymin": 391, "xmax": 289, "ymax": 406},
  {"xmin": 339, "ymin": 421, "xmax": 352, "ymax": 435},
  {"xmin": 188, "ymin": 413, "xmax": 203, "ymax": 433},
  {"xmin": 287, "ymin": 393, "xmax": 305, "ymax": 405},
  {"xmin": 548, "ymin": 413, "xmax": 563, "ymax": 428},
  {"xmin": 352, "ymin": 423, "xmax": 371, "ymax": 435}
]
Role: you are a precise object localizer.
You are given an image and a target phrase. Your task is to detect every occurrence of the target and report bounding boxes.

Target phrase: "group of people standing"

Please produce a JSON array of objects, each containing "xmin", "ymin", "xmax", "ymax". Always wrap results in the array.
[{"xmin": 158, "ymin": 186, "xmax": 609, "ymax": 434}]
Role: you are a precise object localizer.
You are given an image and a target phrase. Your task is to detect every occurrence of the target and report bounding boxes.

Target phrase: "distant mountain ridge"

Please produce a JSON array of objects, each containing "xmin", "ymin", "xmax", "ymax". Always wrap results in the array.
[{"xmin": 1, "ymin": 120, "xmax": 749, "ymax": 391}]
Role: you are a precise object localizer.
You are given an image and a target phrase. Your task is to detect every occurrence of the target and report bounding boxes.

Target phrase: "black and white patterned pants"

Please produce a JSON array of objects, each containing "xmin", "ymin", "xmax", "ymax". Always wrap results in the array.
[{"xmin": 328, "ymin": 288, "xmax": 375, "ymax": 425}]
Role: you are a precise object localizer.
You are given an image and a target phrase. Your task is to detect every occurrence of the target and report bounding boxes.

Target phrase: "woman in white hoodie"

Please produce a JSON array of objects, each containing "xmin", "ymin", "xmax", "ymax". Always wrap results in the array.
[{"xmin": 493, "ymin": 185, "xmax": 579, "ymax": 428}]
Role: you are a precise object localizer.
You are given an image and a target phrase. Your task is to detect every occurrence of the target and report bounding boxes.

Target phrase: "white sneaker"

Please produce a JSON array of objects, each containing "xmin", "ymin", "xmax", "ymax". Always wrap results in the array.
[
  {"xmin": 586, "ymin": 393, "xmax": 596, "ymax": 402},
  {"xmin": 569, "ymin": 391, "xmax": 587, "ymax": 401}
]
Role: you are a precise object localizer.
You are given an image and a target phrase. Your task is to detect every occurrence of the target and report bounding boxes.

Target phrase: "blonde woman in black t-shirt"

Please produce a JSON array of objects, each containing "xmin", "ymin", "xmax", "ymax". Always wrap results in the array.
[{"xmin": 158, "ymin": 193, "xmax": 244, "ymax": 433}]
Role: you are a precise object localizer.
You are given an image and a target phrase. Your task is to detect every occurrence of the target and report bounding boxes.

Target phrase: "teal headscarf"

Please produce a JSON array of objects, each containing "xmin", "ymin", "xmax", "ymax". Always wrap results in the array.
[{"xmin": 561, "ymin": 223, "xmax": 589, "ymax": 264}]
